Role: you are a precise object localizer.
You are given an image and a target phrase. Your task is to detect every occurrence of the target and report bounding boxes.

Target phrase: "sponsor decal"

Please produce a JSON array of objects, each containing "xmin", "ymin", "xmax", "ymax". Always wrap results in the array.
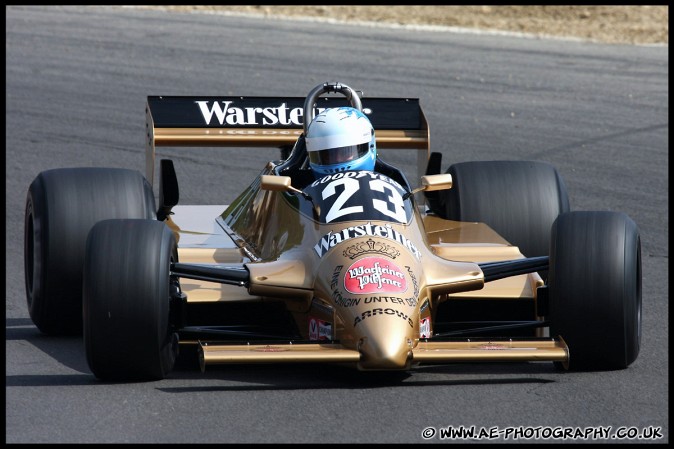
[
  {"xmin": 343, "ymin": 238, "xmax": 400, "ymax": 260},
  {"xmin": 220, "ymin": 129, "xmax": 302, "ymax": 136},
  {"xmin": 195, "ymin": 101, "xmax": 375, "ymax": 127},
  {"xmin": 419, "ymin": 317, "xmax": 431, "ymax": 338},
  {"xmin": 332, "ymin": 292, "xmax": 414, "ymax": 308},
  {"xmin": 330, "ymin": 265, "xmax": 343, "ymax": 290},
  {"xmin": 196, "ymin": 101, "xmax": 325, "ymax": 127},
  {"xmin": 309, "ymin": 317, "xmax": 332, "ymax": 341},
  {"xmin": 363, "ymin": 296, "xmax": 407, "ymax": 305},
  {"xmin": 344, "ymin": 257, "xmax": 407, "ymax": 294},
  {"xmin": 254, "ymin": 345, "xmax": 288, "ymax": 352},
  {"xmin": 478, "ymin": 343, "xmax": 507, "ymax": 350},
  {"xmin": 353, "ymin": 308, "xmax": 414, "ymax": 328},
  {"xmin": 311, "ymin": 170, "xmax": 404, "ymax": 191},
  {"xmin": 313, "ymin": 222, "xmax": 421, "ymax": 260},
  {"xmin": 405, "ymin": 266, "xmax": 420, "ymax": 298},
  {"xmin": 332, "ymin": 290, "xmax": 362, "ymax": 307}
]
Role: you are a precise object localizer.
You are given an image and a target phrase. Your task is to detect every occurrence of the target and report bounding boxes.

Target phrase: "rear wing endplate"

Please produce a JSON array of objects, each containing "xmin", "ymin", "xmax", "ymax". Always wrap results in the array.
[{"xmin": 145, "ymin": 95, "xmax": 430, "ymax": 186}]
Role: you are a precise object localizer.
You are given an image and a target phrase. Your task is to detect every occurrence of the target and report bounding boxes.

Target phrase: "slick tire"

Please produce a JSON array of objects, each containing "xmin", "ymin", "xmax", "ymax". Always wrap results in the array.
[
  {"xmin": 549, "ymin": 211, "xmax": 641, "ymax": 370},
  {"xmin": 84, "ymin": 219, "xmax": 179, "ymax": 381},
  {"xmin": 441, "ymin": 160, "xmax": 570, "ymax": 259},
  {"xmin": 24, "ymin": 168, "xmax": 156, "ymax": 336}
]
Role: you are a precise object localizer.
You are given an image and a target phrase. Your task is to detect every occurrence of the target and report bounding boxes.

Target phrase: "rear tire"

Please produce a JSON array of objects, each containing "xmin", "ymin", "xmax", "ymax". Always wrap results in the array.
[
  {"xmin": 549, "ymin": 211, "xmax": 641, "ymax": 370},
  {"xmin": 24, "ymin": 168, "xmax": 156, "ymax": 335},
  {"xmin": 442, "ymin": 160, "xmax": 570, "ymax": 259},
  {"xmin": 84, "ymin": 219, "xmax": 178, "ymax": 381}
]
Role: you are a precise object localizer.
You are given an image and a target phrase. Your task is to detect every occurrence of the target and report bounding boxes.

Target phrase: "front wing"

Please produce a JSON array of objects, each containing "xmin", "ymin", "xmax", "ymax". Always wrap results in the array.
[{"xmin": 197, "ymin": 337, "xmax": 569, "ymax": 371}]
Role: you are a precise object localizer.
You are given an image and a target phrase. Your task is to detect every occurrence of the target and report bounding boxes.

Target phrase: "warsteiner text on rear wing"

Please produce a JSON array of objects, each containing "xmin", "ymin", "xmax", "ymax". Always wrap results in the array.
[{"xmin": 145, "ymin": 95, "xmax": 430, "ymax": 186}]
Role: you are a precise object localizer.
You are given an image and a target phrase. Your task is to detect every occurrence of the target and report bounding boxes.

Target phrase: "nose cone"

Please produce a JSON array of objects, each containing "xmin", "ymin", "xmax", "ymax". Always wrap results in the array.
[
  {"xmin": 356, "ymin": 315, "xmax": 414, "ymax": 370},
  {"xmin": 358, "ymin": 336, "xmax": 412, "ymax": 370}
]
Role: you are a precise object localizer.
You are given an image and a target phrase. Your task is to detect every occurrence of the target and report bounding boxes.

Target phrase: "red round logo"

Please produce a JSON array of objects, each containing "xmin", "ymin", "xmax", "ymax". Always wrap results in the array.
[{"xmin": 344, "ymin": 257, "xmax": 407, "ymax": 294}]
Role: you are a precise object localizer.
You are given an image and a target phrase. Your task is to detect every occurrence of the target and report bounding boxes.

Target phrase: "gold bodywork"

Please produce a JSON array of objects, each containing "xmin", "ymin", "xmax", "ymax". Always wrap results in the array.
[
  {"xmin": 146, "ymin": 94, "xmax": 569, "ymax": 372},
  {"xmin": 164, "ymin": 165, "xmax": 566, "ymax": 371}
]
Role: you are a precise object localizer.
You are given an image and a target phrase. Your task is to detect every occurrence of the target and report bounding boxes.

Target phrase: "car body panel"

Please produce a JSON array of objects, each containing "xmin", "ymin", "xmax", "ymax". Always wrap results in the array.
[{"xmin": 144, "ymin": 85, "xmax": 568, "ymax": 371}]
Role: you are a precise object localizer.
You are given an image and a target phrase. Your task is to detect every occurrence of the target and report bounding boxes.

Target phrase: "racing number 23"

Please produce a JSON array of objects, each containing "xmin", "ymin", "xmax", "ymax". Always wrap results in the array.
[{"xmin": 322, "ymin": 178, "xmax": 407, "ymax": 223}]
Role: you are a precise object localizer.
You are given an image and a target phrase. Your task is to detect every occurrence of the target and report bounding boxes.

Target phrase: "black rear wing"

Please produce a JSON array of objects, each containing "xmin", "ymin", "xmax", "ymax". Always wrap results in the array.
[{"xmin": 145, "ymin": 95, "xmax": 430, "ymax": 186}]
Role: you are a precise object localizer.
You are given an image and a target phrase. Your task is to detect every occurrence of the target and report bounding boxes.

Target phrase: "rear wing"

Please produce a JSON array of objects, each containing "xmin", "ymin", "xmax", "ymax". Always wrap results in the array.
[{"xmin": 145, "ymin": 95, "xmax": 430, "ymax": 186}]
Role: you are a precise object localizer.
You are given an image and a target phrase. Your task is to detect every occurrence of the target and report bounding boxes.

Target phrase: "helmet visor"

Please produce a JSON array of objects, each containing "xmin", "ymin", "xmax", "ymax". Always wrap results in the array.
[{"xmin": 308, "ymin": 142, "xmax": 370, "ymax": 167}]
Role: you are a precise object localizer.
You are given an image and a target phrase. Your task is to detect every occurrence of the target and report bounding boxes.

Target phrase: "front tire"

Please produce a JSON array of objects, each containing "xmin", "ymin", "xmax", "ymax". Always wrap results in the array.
[
  {"xmin": 24, "ymin": 168, "xmax": 156, "ymax": 335},
  {"xmin": 441, "ymin": 160, "xmax": 570, "ymax": 259},
  {"xmin": 549, "ymin": 211, "xmax": 641, "ymax": 370},
  {"xmin": 84, "ymin": 219, "xmax": 178, "ymax": 381}
]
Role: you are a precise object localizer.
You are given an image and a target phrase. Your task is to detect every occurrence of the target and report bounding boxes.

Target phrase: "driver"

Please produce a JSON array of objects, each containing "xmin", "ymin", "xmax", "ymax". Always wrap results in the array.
[{"xmin": 305, "ymin": 107, "xmax": 377, "ymax": 178}]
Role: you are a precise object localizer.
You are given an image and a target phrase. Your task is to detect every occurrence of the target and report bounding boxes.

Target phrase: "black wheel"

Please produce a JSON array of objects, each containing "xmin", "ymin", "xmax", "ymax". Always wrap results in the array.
[
  {"xmin": 442, "ymin": 161, "xmax": 570, "ymax": 259},
  {"xmin": 549, "ymin": 211, "xmax": 641, "ymax": 370},
  {"xmin": 84, "ymin": 219, "xmax": 179, "ymax": 381},
  {"xmin": 24, "ymin": 168, "xmax": 156, "ymax": 335}
]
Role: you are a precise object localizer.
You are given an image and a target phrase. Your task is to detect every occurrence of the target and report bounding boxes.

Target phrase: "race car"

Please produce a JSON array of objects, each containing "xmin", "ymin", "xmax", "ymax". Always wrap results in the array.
[{"xmin": 23, "ymin": 82, "xmax": 641, "ymax": 381}]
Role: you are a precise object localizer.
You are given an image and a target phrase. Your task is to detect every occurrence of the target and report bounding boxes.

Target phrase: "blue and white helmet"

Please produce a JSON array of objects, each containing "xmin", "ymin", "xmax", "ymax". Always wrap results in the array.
[{"xmin": 305, "ymin": 107, "xmax": 376, "ymax": 176}]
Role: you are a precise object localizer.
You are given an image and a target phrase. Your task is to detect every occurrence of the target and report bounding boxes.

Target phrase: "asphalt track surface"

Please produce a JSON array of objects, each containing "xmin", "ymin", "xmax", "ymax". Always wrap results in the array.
[{"xmin": 5, "ymin": 5, "xmax": 668, "ymax": 444}]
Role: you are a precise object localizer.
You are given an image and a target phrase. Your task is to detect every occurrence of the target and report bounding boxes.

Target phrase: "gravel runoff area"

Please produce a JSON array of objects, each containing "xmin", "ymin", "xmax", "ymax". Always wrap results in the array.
[{"xmin": 131, "ymin": 5, "xmax": 668, "ymax": 46}]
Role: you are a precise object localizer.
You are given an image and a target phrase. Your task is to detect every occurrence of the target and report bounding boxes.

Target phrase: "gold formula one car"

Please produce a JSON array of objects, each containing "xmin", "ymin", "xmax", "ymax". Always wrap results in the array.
[{"xmin": 24, "ymin": 82, "xmax": 641, "ymax": 381}]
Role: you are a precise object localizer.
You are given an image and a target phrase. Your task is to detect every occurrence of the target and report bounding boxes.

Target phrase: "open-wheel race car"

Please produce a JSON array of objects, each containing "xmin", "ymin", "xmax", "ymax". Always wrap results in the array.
[{"xmin": 24, "ymin": 82, "xmax": 641, "ymax": 381}]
